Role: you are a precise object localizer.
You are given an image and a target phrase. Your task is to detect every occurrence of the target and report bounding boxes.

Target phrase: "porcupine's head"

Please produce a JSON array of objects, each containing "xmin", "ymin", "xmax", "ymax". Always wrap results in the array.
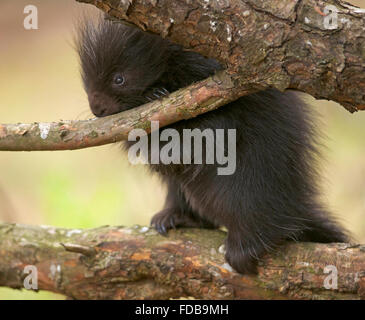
[{"xmin": 76, "ymin": 18, "xmax": 171, "ymax": 117}]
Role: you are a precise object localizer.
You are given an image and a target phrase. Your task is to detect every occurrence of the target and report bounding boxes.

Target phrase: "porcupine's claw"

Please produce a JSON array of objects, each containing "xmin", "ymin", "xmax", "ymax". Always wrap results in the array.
[{"xmin": 156, "ymin": 88, "xmax": 169, "ymax": 96}]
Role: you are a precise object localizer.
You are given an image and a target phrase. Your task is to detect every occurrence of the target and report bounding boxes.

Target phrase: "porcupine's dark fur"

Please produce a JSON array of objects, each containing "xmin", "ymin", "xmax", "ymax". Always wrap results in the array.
[{"xmin": 76, "ymin": 18, "xmax": 349, "ymax": 274}]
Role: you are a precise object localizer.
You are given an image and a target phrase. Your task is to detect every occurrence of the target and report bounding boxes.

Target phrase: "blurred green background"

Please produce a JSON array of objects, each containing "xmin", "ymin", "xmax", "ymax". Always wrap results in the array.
[{"xmin": 0, "ymin": 0, "xmax": 364, "ymax": 299}]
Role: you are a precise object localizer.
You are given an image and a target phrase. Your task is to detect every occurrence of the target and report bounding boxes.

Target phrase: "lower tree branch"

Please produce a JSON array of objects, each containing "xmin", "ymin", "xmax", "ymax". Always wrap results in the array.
[{"xmin": 0, "ymin": 223, "xmax": 364, "ymax": 299}]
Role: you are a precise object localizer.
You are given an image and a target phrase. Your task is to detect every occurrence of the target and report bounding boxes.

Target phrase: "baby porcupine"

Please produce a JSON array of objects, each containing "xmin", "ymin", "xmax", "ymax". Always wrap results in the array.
[{"xmin": 76, "ymin": 18, "xmax": 349, "ymax": 274}]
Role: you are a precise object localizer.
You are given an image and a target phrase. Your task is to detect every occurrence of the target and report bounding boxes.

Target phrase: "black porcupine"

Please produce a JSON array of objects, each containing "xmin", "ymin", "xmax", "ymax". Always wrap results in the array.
[{"xmin": 76, "ymin": 18, "xmax": 349, "ymax": 274}]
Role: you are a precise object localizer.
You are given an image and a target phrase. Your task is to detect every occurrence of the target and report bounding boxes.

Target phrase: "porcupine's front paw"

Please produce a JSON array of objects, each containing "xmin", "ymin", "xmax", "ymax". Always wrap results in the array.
[
  {"xmin": 151, "ymin": 208, "xmax": 216, "ymax": 235},
  {"xmin": 150, "ymin": 208, "xmax": 179, "ymax": 235}
]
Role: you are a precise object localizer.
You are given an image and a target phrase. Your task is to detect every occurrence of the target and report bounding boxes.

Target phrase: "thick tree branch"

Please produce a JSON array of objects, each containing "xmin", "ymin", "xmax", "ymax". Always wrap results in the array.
[
  {"xmin": 0, "ymin": 223, "xmax": 364, "ymax": 299},
  {"xmin": 78, "ymin": 0, "xmax": 365, "ymax": 112}
]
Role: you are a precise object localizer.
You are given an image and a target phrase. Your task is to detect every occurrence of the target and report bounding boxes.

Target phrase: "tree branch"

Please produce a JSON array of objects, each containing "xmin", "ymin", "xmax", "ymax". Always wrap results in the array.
[
  {"xmin": 0, "ymin": 223, "xmax": 364, "ymax": 299},
  {"xmin": 0, "ymin": 72, "xmax": 244, "ymax": 151},
  {"xmin": 78, "ymin": 0, "xmax": 365, "ymax": 112}
]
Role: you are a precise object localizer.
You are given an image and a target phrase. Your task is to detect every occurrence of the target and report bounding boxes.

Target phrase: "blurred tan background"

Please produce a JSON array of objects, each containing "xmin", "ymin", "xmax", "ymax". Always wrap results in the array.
[{"xmin": 0, "ymin": 0, "xmax": 364, "ymax": 299}]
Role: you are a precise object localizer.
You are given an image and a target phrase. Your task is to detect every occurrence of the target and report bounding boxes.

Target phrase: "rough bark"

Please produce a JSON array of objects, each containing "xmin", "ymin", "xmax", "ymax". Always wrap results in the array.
[
  {"xmin": 78, "ymin": 0, "xmax": 365, "ymax": 112},
  {"xmin": 0, "ymin": 223, "xmax": 364, "ymax": 300}
]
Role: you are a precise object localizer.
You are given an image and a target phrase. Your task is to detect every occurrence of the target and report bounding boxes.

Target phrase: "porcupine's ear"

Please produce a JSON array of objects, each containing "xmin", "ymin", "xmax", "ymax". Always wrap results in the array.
[
  {"xmin": 74, "ymin": 16, "xmax": 136, "ymax": 88},
  {"xmin": 77, "ymin": 15, "xmax": 174, "ymax": 90}
]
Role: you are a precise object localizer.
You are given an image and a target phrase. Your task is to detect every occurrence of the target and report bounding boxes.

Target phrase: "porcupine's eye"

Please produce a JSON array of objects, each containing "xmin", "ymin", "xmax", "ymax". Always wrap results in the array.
[{"xmin": 113, "ymin": 74, "xmax": 125, "ymax": 86}]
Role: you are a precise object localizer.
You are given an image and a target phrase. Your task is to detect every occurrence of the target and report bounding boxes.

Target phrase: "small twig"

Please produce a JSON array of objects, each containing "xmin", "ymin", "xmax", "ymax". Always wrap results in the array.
[{"xmin": 60, "ymin": 243, "xmax": 96, "ymax": 257}]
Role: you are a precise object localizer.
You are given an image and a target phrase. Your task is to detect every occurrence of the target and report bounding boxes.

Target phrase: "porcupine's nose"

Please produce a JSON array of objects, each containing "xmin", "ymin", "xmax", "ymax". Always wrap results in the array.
[
  {"xmin": 92, "ymin": 104, "xmax": 107, "ymax": 117},
  {"xmin": 88, "ymin": 92, "xmax": 118, "ymax": 117}
]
